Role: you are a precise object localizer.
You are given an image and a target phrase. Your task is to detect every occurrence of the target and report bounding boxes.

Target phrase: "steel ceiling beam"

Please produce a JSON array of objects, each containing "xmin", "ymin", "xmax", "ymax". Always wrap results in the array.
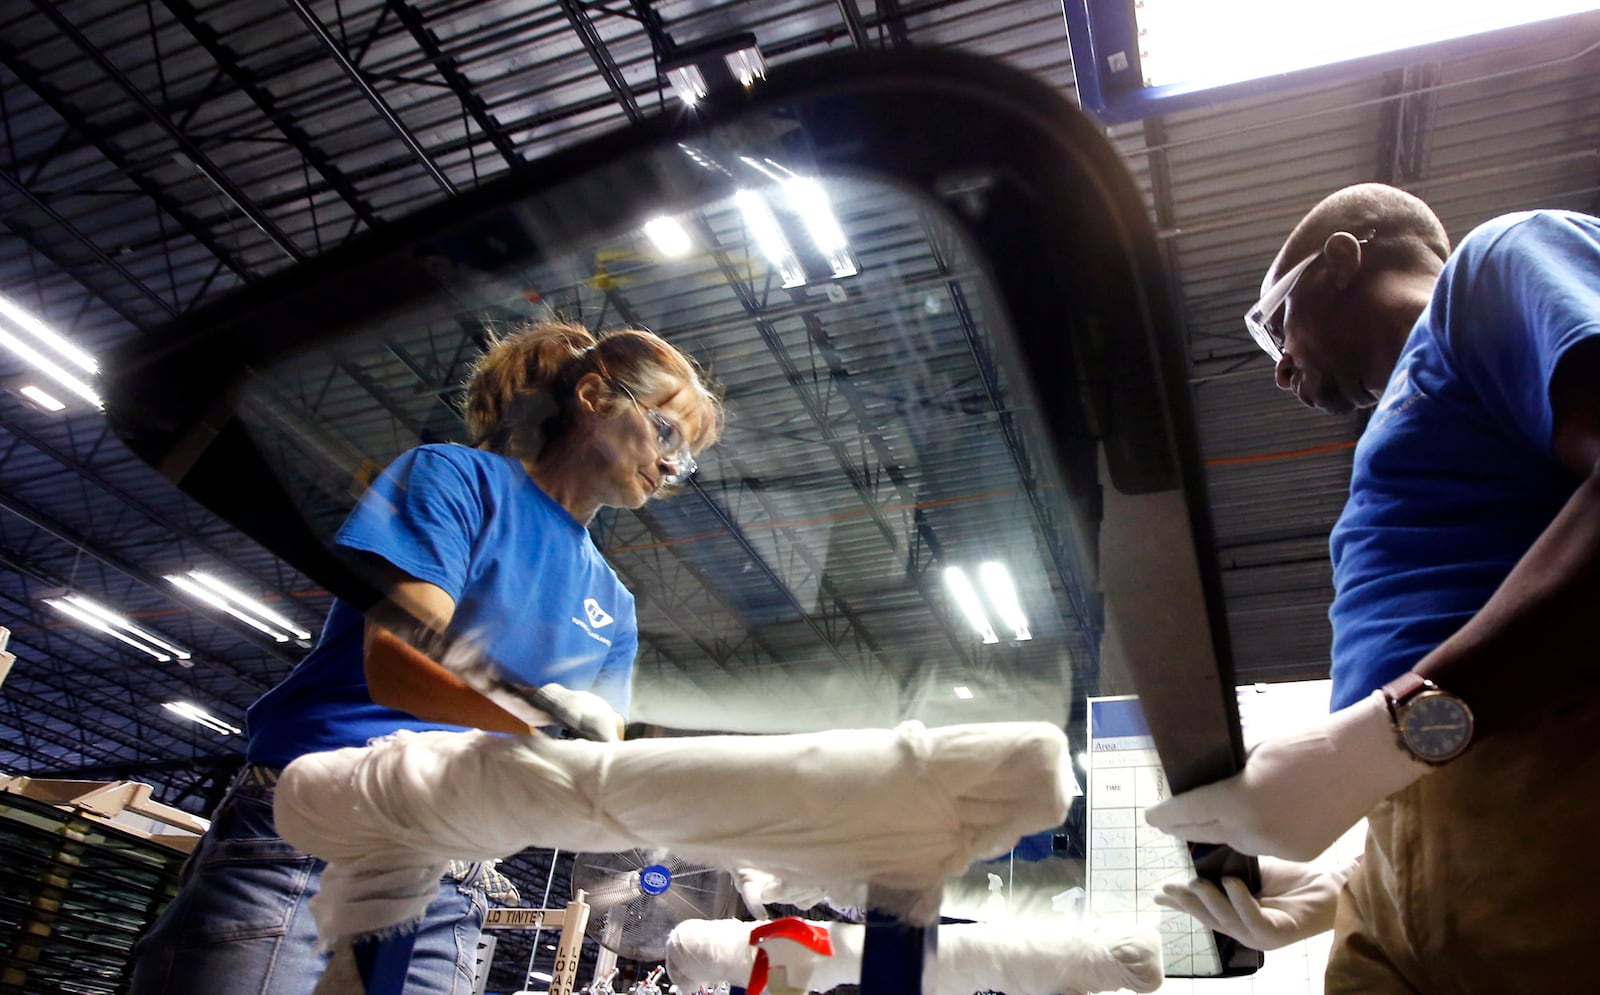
[
  {"xmin": 0, "ymin": 685, "xmax": 131, "ymax": 767},
  {"xmin": 836, "ymin": 0, "xmax": 872, "ymax": 49},
  {"xmin": 875, "ymin": 0, "xmax": 913, "ymax": 48},
  {"xmin": 0, "ymin": 216, "xmax": 160, "ymax": 333},
  {"xmin": 0, "ymin": 169, "xmax": 178, "ymax": 320},
  {"xmin": 161, "ymin": 0, "xmax": 383, "ymax": 230},
  {"xmin": 0, "ymin": 39, "xmax": 256, "ymax": 286},
  {"xmin": 385, "ymin": 0, "xmax": 526, "ymax": 168},
  {"xmin": 597, "ymin": 509, "xmax": 796, "ymax": 682},
  {"xmin": 1375, "ymin": 63, "xmax": 1442, "ymax": 186},
  {"xmin": 680, "ymin": 479, "xmax": 882, "ymax": 677},
  {"xmin": 283, "ymin": 0, "xmax": 458, "ymax": 196},
  {"xmin": 0, "ymin": 489, "xmax": 294, "ymax": 671},
  {"xmin": 0, "ymin": 420, "xmax": 315, "ymax": 631},
  {"xmin": 693, "ymin": 219, "xmax": 978, "ymax": 672},
  {"xmin": 0, "ymin": 592, "xmax": 184, "ymax": 761},
  {"xmin": 28, "ymin": 0, "xmax": 305, "ymax": 264},
  {"xmin": 924, "ymin": 219, "xmax": 1101, "ymax": 650},
  {"xmin": 557, "ymin": 0, "xmax": 645, "ymax": 124},
  {"xmin": 584, "ymin": 273, "xmax": 889, "ymax": 680}
]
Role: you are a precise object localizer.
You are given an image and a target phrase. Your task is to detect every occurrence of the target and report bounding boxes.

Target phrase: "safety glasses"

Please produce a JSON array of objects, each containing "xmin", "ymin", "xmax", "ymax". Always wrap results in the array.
[
  {"xmin": 1242, "ymin": 250, "xmax": 1319, "ymax": 363},
  {"xmin": 613, "ymin": 381, "xmax": 698, "ymax": 485}
]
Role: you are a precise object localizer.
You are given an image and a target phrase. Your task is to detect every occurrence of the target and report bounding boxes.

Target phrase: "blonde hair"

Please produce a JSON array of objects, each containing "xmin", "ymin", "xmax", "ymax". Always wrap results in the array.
[{"xmin": 463, "ymin": 320, "xmax": 723, "ymax": 456}]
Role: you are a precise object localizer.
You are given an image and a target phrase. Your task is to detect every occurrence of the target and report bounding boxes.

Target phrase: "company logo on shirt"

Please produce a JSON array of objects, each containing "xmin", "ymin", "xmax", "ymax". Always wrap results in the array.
[
  {"xmin": 584, "ymin": 598, "xmax": 614, "ymax": 629},
  {"xmin": 570, "ymin": 596, "xmax": 615, "ymax": 647},
  {"xmin": 1377, "ymin": 368, "xmax": 1411, "ymax": 412}
]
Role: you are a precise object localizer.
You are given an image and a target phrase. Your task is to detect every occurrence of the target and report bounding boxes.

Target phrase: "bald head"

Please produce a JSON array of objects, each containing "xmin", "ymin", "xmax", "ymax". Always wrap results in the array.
[{"xmin": 1268, "ymin": 183, "xmax": 1450, "ymax": 289}]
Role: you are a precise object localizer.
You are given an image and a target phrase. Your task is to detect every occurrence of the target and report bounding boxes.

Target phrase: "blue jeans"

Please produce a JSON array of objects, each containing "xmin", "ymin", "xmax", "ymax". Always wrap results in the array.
[{"xmin": 128, "ymin": 781, "xmax": 487, "ymax": 995}]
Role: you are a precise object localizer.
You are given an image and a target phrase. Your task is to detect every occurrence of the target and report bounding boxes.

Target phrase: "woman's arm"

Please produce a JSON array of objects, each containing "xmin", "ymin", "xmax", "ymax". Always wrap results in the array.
[{"xmin": 361, "ymin": 575, "xmax": 533, "ymax": 734}]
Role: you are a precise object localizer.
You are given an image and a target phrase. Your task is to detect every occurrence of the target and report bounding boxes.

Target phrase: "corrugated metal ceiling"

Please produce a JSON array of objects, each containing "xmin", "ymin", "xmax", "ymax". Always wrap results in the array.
[{"xmin": 1, "ymin": 0, "xmax": 1597, "ymax": 800}]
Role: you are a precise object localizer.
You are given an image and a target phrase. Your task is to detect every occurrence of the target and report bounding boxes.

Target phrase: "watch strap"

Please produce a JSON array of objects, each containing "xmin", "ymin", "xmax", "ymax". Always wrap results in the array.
[{"xmin": 1381, "ymin": 671, "xmax": 1432, "ymax": 718}]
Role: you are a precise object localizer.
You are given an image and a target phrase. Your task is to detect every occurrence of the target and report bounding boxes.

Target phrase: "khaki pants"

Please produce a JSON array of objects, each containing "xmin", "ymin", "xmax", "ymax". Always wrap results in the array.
[{"xmin": 1326, "ymin": 699, "xmax": 1600, "ymax": 994}]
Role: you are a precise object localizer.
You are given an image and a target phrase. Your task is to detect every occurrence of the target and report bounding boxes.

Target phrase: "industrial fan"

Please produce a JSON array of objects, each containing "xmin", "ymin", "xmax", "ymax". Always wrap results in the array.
[{"xmin": 570, "ymin": 848, "xmax": 733, "ymax": 962}]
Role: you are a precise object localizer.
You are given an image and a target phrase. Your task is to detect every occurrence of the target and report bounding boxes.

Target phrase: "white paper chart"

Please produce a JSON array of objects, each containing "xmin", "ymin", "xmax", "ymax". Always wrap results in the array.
[{"xmin": 1085, "ymin": 695, "xmax": 1222, "ymax": 977}]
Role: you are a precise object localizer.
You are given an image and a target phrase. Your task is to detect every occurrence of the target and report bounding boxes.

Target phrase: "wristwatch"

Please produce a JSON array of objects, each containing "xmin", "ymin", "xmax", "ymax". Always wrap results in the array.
[{"xmin": 1381, "ymin": 672, "xmax": 1475, "ymax": 765}]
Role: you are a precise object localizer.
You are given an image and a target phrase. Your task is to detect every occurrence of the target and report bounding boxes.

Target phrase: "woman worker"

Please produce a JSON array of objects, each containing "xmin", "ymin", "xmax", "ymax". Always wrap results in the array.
[{"xmin": 129, "ymin": 321, "xmax": 723, "ymax": 994}]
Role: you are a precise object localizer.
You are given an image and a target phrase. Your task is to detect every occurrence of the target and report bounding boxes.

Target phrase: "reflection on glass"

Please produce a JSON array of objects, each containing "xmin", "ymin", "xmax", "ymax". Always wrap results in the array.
[{"xmin": 231, "ymin": 164, "xmax": 1224, "ymax": 971}]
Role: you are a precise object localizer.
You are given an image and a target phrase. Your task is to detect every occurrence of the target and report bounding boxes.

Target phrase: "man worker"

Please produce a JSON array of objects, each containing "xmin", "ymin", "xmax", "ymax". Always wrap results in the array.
[{"xmin": 1145, "ymin": 183, "xmax": 1600, "ymax": 992}]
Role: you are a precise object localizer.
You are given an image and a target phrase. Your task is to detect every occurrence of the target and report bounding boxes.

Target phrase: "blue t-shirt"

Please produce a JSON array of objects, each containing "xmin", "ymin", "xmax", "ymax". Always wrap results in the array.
[
  {"xmin": 247, "ymin": 444, "xmax": 637, "ymax": 766},
  {"xmin": 1327, "ymin": 211, "xmax": 1600, "ymax": 710}
]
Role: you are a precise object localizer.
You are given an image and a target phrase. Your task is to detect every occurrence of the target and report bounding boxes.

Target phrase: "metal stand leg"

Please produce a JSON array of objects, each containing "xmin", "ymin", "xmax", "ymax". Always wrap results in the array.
[{"xmin": 858, "ymin": 888, "xmax": 937, "ymax": 995}]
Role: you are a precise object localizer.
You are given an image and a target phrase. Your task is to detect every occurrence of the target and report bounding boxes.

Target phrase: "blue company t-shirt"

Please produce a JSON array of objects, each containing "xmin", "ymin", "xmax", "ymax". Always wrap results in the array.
[
  {"xmin": 1328, "ymin": 211, "xmax": 1600, "ymax": 710},
  {"xmin": 247, "ymin": 444, "xmax": 637, "ymax": 766}
]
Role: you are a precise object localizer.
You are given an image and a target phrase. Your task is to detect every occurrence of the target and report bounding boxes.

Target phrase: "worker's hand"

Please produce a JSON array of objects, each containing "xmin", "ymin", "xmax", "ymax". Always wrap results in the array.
[
  {"xmin": 537, "ymin": 683, "xmax": 625, "ymax": 742},
  {"xmin": 1145, "ymin": 691, "xmax": 1428, "ymax": 860},
  {"xmin": 733, "ymin": 867, "xmax": 832, "ymax": 916},
  {"xmin": 1153, "ymin": 855, "xmax": 1356, "ymax": 950}
]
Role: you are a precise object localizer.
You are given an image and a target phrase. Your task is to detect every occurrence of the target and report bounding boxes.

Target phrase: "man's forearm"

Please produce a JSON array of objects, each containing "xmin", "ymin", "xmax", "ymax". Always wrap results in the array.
[{"xmin": 1414, "ymin": 462, "xmax": 1600, "ymax": 738}]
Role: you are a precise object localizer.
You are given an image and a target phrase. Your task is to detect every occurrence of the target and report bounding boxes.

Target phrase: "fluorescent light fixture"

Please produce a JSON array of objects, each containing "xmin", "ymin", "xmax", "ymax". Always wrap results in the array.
[
  {"xmin": 943, "ymin": 566, "xmax": 998, "ymax": 644},
  {"xmin": 187, "ymin": 571, "xmax": 311, "ymax": 639},
  {"xmin": 978, "ymin": 561, "xmax": 1031, "ymax": 641},
  {"xmin": 0, "ymin": 322, "xmax": 101, "ymax": 409},
  {"xmin": 18, "ymin": 385, "xmax": 66, "ymax": 412},
  {"xmin": 737, "ymin": 155, "xmax": 787, "ymax": 183},
  {"xmin": 44, "ymin": 594, "xmax": 192, "ymax": 663},
  {"xmin": 723, "ymin": 44, "xmax": 766, "ymax": 87},
  {"xmin": 666, "ymin": 64, "xmax": 708, "ymax": 106},
  {"xmin": 734, "ymin": 189, "xmax": 806, "ymax": 289},
  {"xmin": 162, "ymin": 700, "xmax": 242, "ymax": 736},
  {"xmin": 1135, "ymin": 0, "xmax": 1600, "ymax": 89},
  {"xmin": 643, "ymin": 216, "xmax": 693, "ymax": 258},
  {"xmin": 0, "ymin": 292, "xmax": 98, "ymax": 373},
  {"xmin": 953, "ymin": 685, "xmax": 974, "ymax": 700},
  {"xmin": 784, "ymin": 178, "xmax": 858, "ymax": 280},
  {"xmin": 166, "ymin": 570, "xmax": 309, "ymax": 642},
  {"xmin": 530, "ymin": 972, "xmax": 554, "ymax": 982}
]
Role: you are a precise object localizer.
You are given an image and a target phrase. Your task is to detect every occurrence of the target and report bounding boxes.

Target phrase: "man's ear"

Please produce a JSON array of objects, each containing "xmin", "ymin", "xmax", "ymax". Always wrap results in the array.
[{"xmin": 1322, "ymin": 231, "xmax": 1364, "ymax": 290}]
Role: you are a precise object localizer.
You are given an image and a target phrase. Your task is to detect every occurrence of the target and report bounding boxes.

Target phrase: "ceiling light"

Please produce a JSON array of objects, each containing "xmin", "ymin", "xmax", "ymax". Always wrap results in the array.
[
  {"xmin": 643, "ymin": 216, "xmax": 693, "ymax": 258},
  {"xmin": 738, "ymin": 155, "xmax": 787, "ymax": 182},
  {"xmin": 723, "ymin": 44, "xmax": 766, "ymax": 87},
  {"xmin": 0, "ymin": 320, "xmax": 101, "ymax": 409},
  {"xmin": 662, "ymin": 32, "xmax": 765, "ymax": 106},
  {"xmin": 162, "ymin": 701, "xmax": 242, "ymax": 736},
  {"xmin": 18, "ymin": 385, "xmax": 66, "ymax": 412},
  {"xmin": 943, "ymin": 566, "xmax": 998, "ymax": 644},
  {"xmin": 0, "ymin": 292, "xmax": 98, "ymax": 373},
  {"xmin": 529, "ymin": 971, "xmax": 554, "ymax": 983},
  {"xmin": 666, "ymin": 64, "xmax": 708, "ymax": 106},
  {"xmin": 953, "ymin": 685, "xmax": 974, "ymax": 700},
  {"xmin": 784, "ymin": 177, "xmax": 858, "ymax": 280},
  {"xmin": 1135, "ymin": 0, "xmax": 1599, "ymax": 89},
  {"xmin": 978, "ymin": 561, "xmax": 1031, "ymax": 641},
  {"xmin": 44, "ymin": 594, "xmax": 192, "ymax": 664},
  {"xmin": 734, "ymin": 190, "xmax": 806, "ymax": 289},
  {"xmin": 187, "ymin": 571, "xmax": 310, "ymax": 639},
  {"xmin": 166, "ymin": 571, "xmax": 308, "ymax": 642}
]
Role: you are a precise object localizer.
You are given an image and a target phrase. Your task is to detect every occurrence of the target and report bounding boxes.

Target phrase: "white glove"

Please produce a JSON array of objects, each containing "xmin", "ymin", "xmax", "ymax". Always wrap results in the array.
[
  {"xmin": 1152, "ymin": 855, "xmax": 1357, "ymax": 950},
  {"xmin": 733, "ymin": 867, "xmax": 837, "ymax": 917},
  {"xmin": 1144, "ymin": 690, "xmax": 1428, "ymax": 860},
  {"xmin": 537, "ymin": 683, "xmax": 625, "ymax": 742}
]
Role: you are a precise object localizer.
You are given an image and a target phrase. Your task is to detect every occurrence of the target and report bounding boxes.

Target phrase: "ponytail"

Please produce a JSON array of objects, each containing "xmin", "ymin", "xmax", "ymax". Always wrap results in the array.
[{"xmin": 462, "ymin": 320, "xmax": 723, "ymax": 456}]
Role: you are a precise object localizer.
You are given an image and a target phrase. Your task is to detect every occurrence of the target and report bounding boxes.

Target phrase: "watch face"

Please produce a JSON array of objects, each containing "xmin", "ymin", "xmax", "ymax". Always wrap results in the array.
[{"xmin": 1400, "ymin": 692, "xmax": 1473, "ymax": 762}]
